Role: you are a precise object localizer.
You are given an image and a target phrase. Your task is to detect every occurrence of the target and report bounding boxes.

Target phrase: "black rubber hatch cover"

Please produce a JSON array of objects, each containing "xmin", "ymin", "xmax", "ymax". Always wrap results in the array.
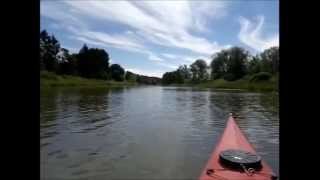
[{"xmin": 219, "ymin": 149, "xmax": 262, "ymax": 169}]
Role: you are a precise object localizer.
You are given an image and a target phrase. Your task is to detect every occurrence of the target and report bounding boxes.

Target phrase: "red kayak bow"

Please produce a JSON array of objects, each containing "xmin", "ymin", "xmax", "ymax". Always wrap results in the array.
[{"xmin": 199, "ymin": 114, "xmax": 277, "ymax": 180}]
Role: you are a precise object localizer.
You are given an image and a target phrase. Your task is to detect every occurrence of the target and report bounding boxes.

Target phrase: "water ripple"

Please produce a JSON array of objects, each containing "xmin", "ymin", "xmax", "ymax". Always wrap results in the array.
[{"xmin": 41, "ymin": 86, "xmax": 279, "ymax": 179}]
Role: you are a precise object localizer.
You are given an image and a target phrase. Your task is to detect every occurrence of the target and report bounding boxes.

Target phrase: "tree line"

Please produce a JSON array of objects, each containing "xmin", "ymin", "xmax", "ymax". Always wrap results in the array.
[
  {"xmin": 162, "ymin": 46, "xmax": 279, "ymax": 84},
  {"xmin": 40, "ymin": 30, "xmax": 161, "ymax": 84}
]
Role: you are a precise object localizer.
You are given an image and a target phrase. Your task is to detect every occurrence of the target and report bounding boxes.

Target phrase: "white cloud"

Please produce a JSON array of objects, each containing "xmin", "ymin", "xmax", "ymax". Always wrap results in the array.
[
  {"xmin": 71, "ymin": 30, "xmax": 151, "ymax": 55},
  {"xmin": 125, "ymin": 62, "xmax": 178, "ymax": 77},
  {"xmin": 60, "ymin": 1, "xmax": 230, "ymax": 55},
  {"xmin": 161, "ymin": 53, "xmax": 212, "ymax": 65},
  {"xmin": 140, "ymin": 30, "xmax": 230, "ymax": 55},
  {"xmin": 49, "ymin": 23, "xmax": 61, "ymax": 30},
  {"xmin": 238, "ymin": 16, "xmax": 279, "ymax": 52},
  {"xmin": 148, "ymin": 53, "xmax": 164, "ymax": 62},
  {"xmin": 41, "ymin": 2, "xmax": 87, "ymax": 29},
  {"xmin": 41, "ymin": 0, "xmax": 232, "ymax": 73},
  {"xmin": 73, "ymin": 36, "xmax": 108, "ymax": 48},
  {"xmin": 156, "ymin": 62, "xmax": 179, "ymax": 70},
  {"xmin": 41, "ymin": 1, "xmax": 277, "ymax": 77},
  {"xmin": 125, "ymin": 68, "xmax": 164, "ymax": 78},
  {"xmin": 78, "ymin": 31, "xmax": 144, "ymax": 51},
  {"xmin": 190, "ymin": 1, "xmax": 228, "ymax": 32},
  {"xmin": 161, "ymin": 53, "xmax": 179, "ymax": 59}
]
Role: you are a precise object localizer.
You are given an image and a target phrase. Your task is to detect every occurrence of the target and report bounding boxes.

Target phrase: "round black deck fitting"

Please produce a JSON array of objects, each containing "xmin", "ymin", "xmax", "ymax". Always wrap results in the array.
[{"xmin": 219, "ymin": 149, "xmax": 262, "ymax": 170}]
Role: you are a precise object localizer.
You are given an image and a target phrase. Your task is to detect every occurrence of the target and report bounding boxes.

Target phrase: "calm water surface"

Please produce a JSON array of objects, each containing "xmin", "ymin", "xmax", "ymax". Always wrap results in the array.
[{"xmin": 40, "ymin": 86, "xmax": 279, "ymax": 180}]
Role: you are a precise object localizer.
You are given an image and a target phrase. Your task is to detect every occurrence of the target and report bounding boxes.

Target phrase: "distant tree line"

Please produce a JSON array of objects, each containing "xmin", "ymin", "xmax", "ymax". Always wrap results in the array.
[
  {"xmin": 162, "ymin": 46, "xmax": 279, "ymax": 84},
  {"xmin": 40, "ymin": 30, "xmax": 161, "ymax": 84}
]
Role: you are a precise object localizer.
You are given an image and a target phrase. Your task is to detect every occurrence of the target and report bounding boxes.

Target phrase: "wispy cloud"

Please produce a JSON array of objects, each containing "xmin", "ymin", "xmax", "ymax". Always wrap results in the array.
[
  {"xmin": 47, "ymin": 1, "xmax": 230, "ymax": 55},
  {"xmin": 189, "ymin": 1, "xmax": 228, "ymax": 32},
  {"xmin": 148, "ymin": 53, "xmax": 165, "ymax": 62},
  {"xmin": 238, "ymin": 16, "xmax": 279, "ymax": 52},
  {"xmin": 161, "ymin": 53, "xmax": 212, "ymax": 65},
  {"xmin": 125, "ymin": 67, "xmax": 165, "ymax": 78},
  {"xmin": 156, "ymin": 62, "xmax": 179, "ymax": 70},
  {"xmin": 41, "ymin": 2, "xmax": 87, "ymax": 30},
  {"xmin": 41, "ymin": 1, "xmax": 278, "ymax": 77},
  {"xmin": 70, "ymin": 30, "xmax": 151, "ymax": 56},
  {"xmin": 161, "ymin": 53, "xmax": 179, "ymax": 59}
]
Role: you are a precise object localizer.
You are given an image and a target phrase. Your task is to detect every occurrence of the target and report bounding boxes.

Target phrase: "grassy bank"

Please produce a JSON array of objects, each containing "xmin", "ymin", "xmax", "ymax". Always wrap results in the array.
[
  {"xmin": 40, "ymin": 71, "xmax": 136, "ymax": 88},
  {"xmin": 196, "ymin": 76, "xmax": 278, "ymax": 92},
  {"xmin": 162, "ymin": 75, "xmax": 278, "ymax": 92}
]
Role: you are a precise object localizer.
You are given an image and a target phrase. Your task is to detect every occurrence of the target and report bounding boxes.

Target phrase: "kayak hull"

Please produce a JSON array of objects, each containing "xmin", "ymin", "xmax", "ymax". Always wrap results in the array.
[{"xmin": 199, "ymin": 116, "xmax": 276, "ymax": 180}]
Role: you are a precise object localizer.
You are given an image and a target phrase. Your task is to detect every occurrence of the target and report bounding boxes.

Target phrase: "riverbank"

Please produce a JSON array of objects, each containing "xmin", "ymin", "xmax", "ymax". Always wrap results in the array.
[
  {"xmin": 164, "ymin": 76, "xmax": 278, "ymax": 92},
  {"xmin": 197, "ymin": 77, "xmax": 278, "ymax": 92},
  {"xmin": 41, "ymin": 71, "xmax": 278, "ymax": 92},
  {"xmin": 40, "ymin": 71, "xmax": 136, "ymax": 89}
]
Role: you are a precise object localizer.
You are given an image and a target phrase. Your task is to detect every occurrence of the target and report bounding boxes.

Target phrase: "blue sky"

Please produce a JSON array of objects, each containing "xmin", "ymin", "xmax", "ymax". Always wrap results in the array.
[{"xmin": 41, "ymin": 0, "xmax": 279, "ymax": 77}]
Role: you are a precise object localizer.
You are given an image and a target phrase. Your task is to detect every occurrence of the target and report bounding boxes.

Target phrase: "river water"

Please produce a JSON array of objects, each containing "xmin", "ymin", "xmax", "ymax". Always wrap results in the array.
[{"xmin": 40, "ymin": 86, "xmax": 279, "ymax": 180}]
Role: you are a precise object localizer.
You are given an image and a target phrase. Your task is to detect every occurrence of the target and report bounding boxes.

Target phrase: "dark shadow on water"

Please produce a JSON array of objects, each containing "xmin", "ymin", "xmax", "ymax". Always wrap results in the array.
[
  {"xmin": 40, "ymin": 90, "xmax": 59, "ymax": 124},
  {"xmin": 40, "ymin": 90, "xmax": 60, "ymax": 142}
]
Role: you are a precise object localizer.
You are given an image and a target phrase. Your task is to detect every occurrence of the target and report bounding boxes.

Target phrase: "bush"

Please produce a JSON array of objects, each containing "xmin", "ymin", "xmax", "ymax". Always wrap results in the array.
[
  {"xmin": 250, "ymin": 72, "xmax": 272, "ymax": 82},
  {"xmin": 223, "ymin": 73, "xmax": 236, "ymax": 81},
  {"xmin": 242, "ymin": 75, "xmax": 251, "ymax": 80},
  {"xmin": 110, "ymin": 64, "xmax": 125, "ymax": 81},
  {"xmin": 40, "ymin": 71, "xmax": 59, "ymax": 80}
]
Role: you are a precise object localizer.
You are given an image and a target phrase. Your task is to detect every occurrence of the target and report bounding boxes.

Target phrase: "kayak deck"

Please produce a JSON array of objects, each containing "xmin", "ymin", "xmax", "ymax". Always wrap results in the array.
[{"xmin": 199, "ymin": 115, "xmax": 276, "ymax": 180}]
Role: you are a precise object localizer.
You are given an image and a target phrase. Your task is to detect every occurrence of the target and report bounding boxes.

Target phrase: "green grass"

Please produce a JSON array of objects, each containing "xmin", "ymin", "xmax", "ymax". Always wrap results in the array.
[
  {"xmin": 172, "ymin": 74, "xmax": 278, "ymax": 92},
  {"xmin": 195, "ymin": 76, "xmax": 278, "ymax": 92},
  {"xmin": 41, "ymin": 71, "xmax": 278, "ymax": 92},
  {"xmin": 40, "ymin": 71, "xmax": 136, "ymax": 89}
]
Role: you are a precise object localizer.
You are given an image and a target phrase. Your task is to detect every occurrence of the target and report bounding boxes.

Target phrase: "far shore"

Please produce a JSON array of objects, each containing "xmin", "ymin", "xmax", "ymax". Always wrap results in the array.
[
  {"xmin": 40, "ymin": 71, "xmax": 137, "ymax": 89},
  {"xmin": 163, "ymin": 76, "xmax": 278, "ymax": 92},
  {"xmin": 41, "ymin": 71, "xmax": 277, "ymax": 92}
]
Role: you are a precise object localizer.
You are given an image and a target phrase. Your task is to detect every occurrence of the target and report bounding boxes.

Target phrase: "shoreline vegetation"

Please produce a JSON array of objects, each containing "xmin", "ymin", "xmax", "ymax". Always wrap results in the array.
[
  {"xmin": 40, "ymin": 30, "xmax": 161, "ymax": 89},
  {"xmin": 40, "ymin": 29, "xmax": 278, "ymax": 92},
  {"xmin": 41, "ymin": 71, "xmax": 277, "ymax": 92},
  {"xmin": 164, "ymin": 74, "xmax": 278, "ymax": 92},
  {"xmin": 175, "ymin": 77, "xmax": 277, "ymax": 92},
  {"xmin": 40, "ymin": 71, "xmax": 136, "ymax": 89},
  {"xmin": 161, "ymin": 46, "xmax": 279, "ymax": 92}
]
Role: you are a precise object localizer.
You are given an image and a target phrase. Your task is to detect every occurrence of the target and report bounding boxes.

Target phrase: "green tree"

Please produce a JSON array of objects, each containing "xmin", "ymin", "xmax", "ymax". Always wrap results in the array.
[
  {"xmin": 40, "ymin": 30, "xmax": 60, "ymax": 72},
  {"xmin": 174, "ymin": 70, "xmax": 184, "ymax": 84},
  {"xmin": 110, "ymin": 64, "xmax": 125, "ymax": 81},
  {"xmin": 137, "ymin": 75, "xmax": 161, "ymax": 85},
  {"xmin": 210, "ymin": 51, "xmax": 228, "ymax": 80},
  {"xmin": 79, "ymin": 44, "xmax": 88, "ymax": 54},
  {"xmin": 77, "ymin": 45, "xmax": 110, "ymax": 79},
  {"xmin": 125, "ymin": 71, "xmax": 137, "ymax": 82},
  {"xmin": 58, "ymin": 52, "xmax": 78, "ymax": 75},
  {"xmin": 162, "ymin": 71, "xmax": 178, "ymax": 84},
  {"xmin": 260, "ymin": 47, "xmax": 279, "ymax": 74},
  {"xmin": 247, "ymin": 55, "xmax": 261, "ymax": 75},
  {"xmin": 210, "ymin": 47, "xmax": 248, "ymax": 81},
  {"xmin": 190, "ymin": 59, "xmax": 208, "ymax": 82},
  {"xmin": 177, "ymin": 65, "xmax": 191, "ymax": 81},
  {"xmin": 225, "ymin": 47, "xmax": 248, "ymax": 81}
]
